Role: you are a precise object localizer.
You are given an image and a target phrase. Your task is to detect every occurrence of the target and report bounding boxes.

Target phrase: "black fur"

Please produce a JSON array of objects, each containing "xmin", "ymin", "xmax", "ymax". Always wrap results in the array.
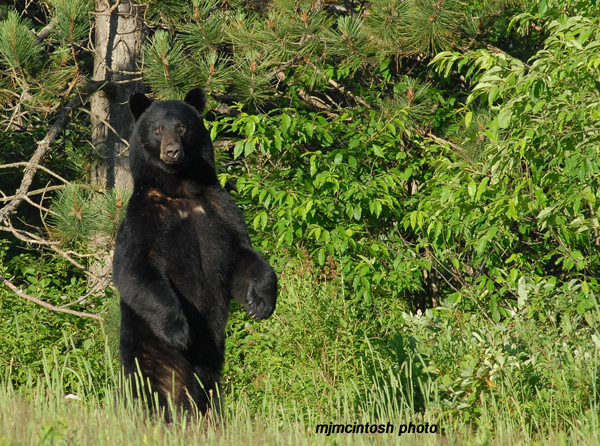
[{"xmin": 113, "ymin": 88, "xmax": 277, "ymax": 416}]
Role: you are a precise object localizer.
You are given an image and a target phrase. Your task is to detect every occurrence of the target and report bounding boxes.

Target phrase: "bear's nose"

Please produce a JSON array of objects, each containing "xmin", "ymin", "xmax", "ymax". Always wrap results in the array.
[{"xmin": 164, "ymin": 144, "xmax": 182, "ymax": 162}]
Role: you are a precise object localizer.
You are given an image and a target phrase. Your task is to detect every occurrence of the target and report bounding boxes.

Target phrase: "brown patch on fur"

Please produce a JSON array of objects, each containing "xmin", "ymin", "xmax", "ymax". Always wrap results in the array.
[
  {"xmin": 147, "ymin": 189, "xmax": 169, "ymax": 201},
  {"xmin": 146, "ymin": 187, "xmax": 207, "ymax": 221},
  {"xmin": 204, "ymin": 189, "xmax": 223, "ymax": 214},
  {"xmin": 138, "ymin": 343, "xmax": 186, "ymax": 406},
  {"xmin": 175, "ymin": 182, "xmax": 192, "ymax": 197}
]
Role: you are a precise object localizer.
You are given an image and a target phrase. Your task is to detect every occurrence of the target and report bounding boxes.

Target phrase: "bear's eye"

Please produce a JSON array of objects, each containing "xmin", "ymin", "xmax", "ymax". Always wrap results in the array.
[
  {"xmin": 178, "ymin": 124, "xmax": 186, "ymax": 133},
  {"xmin": 154, "ymin": 126, "xmax": 163, "ymax": 135}
]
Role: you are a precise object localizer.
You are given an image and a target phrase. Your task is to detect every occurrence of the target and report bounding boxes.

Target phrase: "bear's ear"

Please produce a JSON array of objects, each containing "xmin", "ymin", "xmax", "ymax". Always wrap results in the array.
[
  {"xmin": 184, "ymin": 88, "xmax": 207, "ymax": 115},
  {"xmin": 129, "ymin": 93, "xmax": 153, "ymax": 122}
]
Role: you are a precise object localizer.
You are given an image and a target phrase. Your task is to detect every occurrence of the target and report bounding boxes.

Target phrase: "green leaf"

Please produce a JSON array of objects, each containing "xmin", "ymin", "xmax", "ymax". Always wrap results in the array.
[
  {"xmin": 372, "ymin": 145, "xmax": 384, "ymax": 157},
  {"xmin": 537, "ymin": 205, "xmax": 556, "ymax": 220},
  {"xmin": 468, "ymin": 181, "xmax": 477, "ymax": 198},
  {"xmin": 281, "ymin": 114, "xmax": 291, "ymax": 133},
  {"xmin": 464, "ymin": 111, "xmax": 473, "ymax": 128},
  {"xmin": 317, "ymin": 248, "xmax": 325, "ymax": 265},
  {"xmin": 475, "ymin": 177, "xmax": 489, "ymax": 202},
  {"xmin": 233, "ymin": 141, "xmax": 244, "ymax": 159}
]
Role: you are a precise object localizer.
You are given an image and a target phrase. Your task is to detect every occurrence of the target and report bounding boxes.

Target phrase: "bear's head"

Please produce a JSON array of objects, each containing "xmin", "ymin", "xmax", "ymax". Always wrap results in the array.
[{"xmin": 128, "ymin": 88, "xmax": 215, "ymax": 181}]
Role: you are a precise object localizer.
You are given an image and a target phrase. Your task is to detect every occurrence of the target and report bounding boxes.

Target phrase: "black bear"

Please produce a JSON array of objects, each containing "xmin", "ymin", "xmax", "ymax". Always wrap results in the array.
[{"xmin": 112, "ymin": 88, "xmax": 277, "ymax": 417}]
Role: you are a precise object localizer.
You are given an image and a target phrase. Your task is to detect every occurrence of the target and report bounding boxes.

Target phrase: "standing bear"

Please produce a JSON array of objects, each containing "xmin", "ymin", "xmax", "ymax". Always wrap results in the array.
[{"xmin": 113, "ymin": 88, "xmax": 277, "ymax": 416}]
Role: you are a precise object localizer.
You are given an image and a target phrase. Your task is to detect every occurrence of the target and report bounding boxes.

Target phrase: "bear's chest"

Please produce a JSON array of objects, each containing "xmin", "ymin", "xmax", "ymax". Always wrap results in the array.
[{"xmin": 144, "ymin": 188, "xmax": 231, "ymax": 243}]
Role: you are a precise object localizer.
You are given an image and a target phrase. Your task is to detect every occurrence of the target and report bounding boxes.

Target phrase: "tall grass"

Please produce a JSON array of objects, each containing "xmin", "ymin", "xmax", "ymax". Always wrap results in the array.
[
  {"xmin": 1, "ymin": 339, "xmax": 597, "ymax": 446},
  {"xmin": 0, "ymin": 261, "xmax": 598, "ymax": 445}
]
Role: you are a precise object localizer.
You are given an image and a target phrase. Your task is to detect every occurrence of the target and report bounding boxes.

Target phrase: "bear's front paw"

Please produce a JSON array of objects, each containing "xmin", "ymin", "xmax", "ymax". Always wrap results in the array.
[
  {"xmin": 158, "ymin": 313, "xmax": 191, "ymax": 349},
  {"xmin": 245, "ymin": 267, "xmax": 277, "ymax": 320}
]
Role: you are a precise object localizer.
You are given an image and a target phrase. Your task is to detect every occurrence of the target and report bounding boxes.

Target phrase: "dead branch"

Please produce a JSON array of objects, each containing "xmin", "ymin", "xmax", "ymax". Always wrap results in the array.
[
  {"xmin": 0, "ymin": 224, "xmax": 103, "ymax": 281},
  {"xmin": 328, "ymin": 79, "xmax": 373, "ymax": 109},
  {"xmin": 0, "ymin": 225, "xmax": 60, "ymax": 246},
  {"xmin": 23, "ymin": 195, "xmax": 58, "ymax": 216},
  {"xmin": 425, "ymin": 132, "xmax": 466, "ymax": 152},
  {"xmin": 38, "ymin": 182, "xmax": 53, "ymax": 234},
  {"xmin": 0, "ymin": 275, "xmax": 104, "ymax": 321},
  {"xmin": 37, "ymin": 17, "xmax": 58, "ymax": 43},
  {"xmin": 297, "ymin": 89, "xmax": 338, "ymax": 117},
  {"xmin": 421, "ymin": 131, "xmax": 474, "ymax": 162},
  {"xmin": 0, "ymin": 80, "xmax": 104, "ymax": 225},
  {"xmin": 0, "ymin": 163, "xmax": 71, "ymax": 184},
  {"xmin": 0, "ymin": 185, "xmax": 67, "ymax": 203}
]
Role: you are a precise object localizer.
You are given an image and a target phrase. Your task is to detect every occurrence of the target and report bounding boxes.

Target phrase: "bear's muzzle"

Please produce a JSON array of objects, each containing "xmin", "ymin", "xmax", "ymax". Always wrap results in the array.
[{"xmin": 161, "ymin": 143, "xmax": 183, "ymax": 164}]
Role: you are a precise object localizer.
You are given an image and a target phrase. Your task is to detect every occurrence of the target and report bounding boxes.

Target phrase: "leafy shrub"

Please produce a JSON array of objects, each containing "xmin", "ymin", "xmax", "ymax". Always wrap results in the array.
[
  {"xmin": 0, "ymin": 241, "xmax": 111, "ymax": 391},
  {"xmin": 393, "ymin": 303, "xmax": 600, "ymax": 427},
  {"xmin": 223, "ymin": 251, "xmax": 404, "ymax": 419}
]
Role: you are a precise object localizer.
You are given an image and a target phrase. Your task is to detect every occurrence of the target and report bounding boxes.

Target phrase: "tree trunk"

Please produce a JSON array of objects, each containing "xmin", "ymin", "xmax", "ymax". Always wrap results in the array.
[
  {"xmin": 89, "ymin": 0, "xmax": 144, "ymax": 293},
  {"xmin": 91, "ymin": 0, "xmax": 144, "ymax": 191}
]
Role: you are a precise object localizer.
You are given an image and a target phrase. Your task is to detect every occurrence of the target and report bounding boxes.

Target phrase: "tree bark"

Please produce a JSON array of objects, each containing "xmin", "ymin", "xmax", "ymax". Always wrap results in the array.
[
  {"xmin": 91, "ymin": 0, "xmax": 145, "ymax": 191},
  {"xmin": 89, "ymin": 0, "xmax": 145, "ymax": 292}
]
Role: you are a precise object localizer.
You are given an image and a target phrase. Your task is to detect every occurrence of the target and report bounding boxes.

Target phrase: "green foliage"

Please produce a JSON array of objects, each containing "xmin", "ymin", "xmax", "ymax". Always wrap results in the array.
[
  {"xmin": 142, "ymin": 30, "xmax": 193, "ymax": 100},
  {"xmin": 418, "ymin": 9, "xmax": 600, "ymax": 321},
  {"xmin": 0, "ymin": 242, "xmax": 110, "ymax": 391},
  {"xmin": 394, "ymin": 305, "xmax": 600, "ymax": 426},
  {"xmin": 0, "ymin": 257, "xmax": 598, "ymax": 444},
  {"xmin": 0, "ymin": 3, "xmax": 92, "ymax": 119},
  {"xmin": 2, "ymin": 1, "xmax": 600, "ymax": 443},
  {"xmin": 48, "ymin": 185, "xmax": 130, "ymax": 250},
  {"xmin": 224, "ymin": 254, "xmax": 402, "ymax": 418},
  {"xmin": 49, "ymin": 0, "xmax": 93, "ymax": 46},
  {"xmin": 138, "ymin": 0, "xmax": 527, "ymax": 105},
  {"xmin": 179, "ymin": 0, "xmax": 224, "ymax": 54},
  {"xmin": 212, "ymin": 106, "xmax": 428, "ymax": 308},
  {"xmin": 0, "ymin": 11, "xmax": 42, "ymax": 78},
  {"xmin": 404, "ymin": 0, "xmax": 462, "ymax": 53}
]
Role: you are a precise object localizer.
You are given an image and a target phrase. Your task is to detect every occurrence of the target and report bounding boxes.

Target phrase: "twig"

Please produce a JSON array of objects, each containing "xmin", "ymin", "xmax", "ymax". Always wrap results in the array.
[
  {"xmin": 77, "ymin": 107, "xmax": 130, "ymax": 148},
  {"xmin": 0, "ymin": 225, "xmax": 60, "ymax": 246},
  {"xmin": 0, "ymin": 276, "xmax": 104, "ymax": 321},
  {"xmin": 37, "ymin": 17, "xmax": 58, "ymax": 43},
  {"xmin": 485, "ymin": 44, "xmax": 532, "ymax": 70},
  {"xmin": 0, "ymin": 80, "xmax": 104, "ymax": 225},
  {"xmin": 23, "ymin": 195, "xmax": 58, "ymax": 216},
  {"xmin": 0, "ymin": 185, "xmax": 66, "ymax": 203},
  {"xmin": 108, "ymin": 0, "xmax": 122, "ymax": 15},
  {"xmin": 422, "ymin": 131, "xmax": 476, "ymax": 163},
  {"xmin": 0, "ymin": 163, "xmax": 70, "ymax": 184},
  {"xmin": 424, "ymin": 131, "xmax": 466, "ymax": 153},
  {"xmin": 328, "ymin": 79, "xmax": 373, "ymax": 109},
  {"xmin": 39, "ymin": 182, "xmax": 53, "ymax": 234},
  {"xmin": 297, "ymin": 89, "xmax": 338, "ymax": 117},
  {"xmin": 0, "ymin": 224, "xmax": 103, "ymax": 282}
]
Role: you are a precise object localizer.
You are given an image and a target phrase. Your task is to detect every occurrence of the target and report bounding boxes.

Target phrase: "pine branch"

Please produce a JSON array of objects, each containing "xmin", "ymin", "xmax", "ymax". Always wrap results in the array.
[
  {"xmin": 0, "ymin": 79, "xmax": 104, "ymax": 225},
  {"xmin": 0, "ymin": 275, "xmax": 104, "ymax": 321}
]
